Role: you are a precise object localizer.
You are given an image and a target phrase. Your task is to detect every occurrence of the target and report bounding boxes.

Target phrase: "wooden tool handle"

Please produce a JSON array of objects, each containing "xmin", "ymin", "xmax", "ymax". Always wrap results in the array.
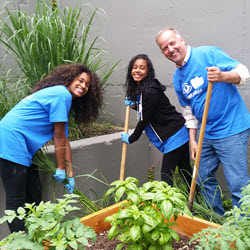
[
  {"xmin": 119, "ymin": 105, "xmax": 130, "ymax": 181},
  {"xmin": 188, "ymin": 81, "xmax": 213, "ymax": 211}
]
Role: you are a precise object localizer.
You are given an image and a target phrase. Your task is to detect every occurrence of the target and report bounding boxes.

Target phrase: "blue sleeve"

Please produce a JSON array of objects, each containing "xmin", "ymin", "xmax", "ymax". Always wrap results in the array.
[
  {"xmin": 49, "ymin": 93, "xmax": 72, "ymax": 122},
  {"xmin": 210, "ymin": 47, "xmax": 240, "ymax": 71}
]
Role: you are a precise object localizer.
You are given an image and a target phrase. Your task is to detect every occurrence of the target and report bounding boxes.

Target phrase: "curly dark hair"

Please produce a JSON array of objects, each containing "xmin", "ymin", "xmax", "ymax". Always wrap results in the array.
[
  {"xmin": 32, "ymin": 63, "xmax": 103, "ymax": 123},
  {"xmin": 125, "ymin": 54, "xmax": 155, "ymax": 102}
]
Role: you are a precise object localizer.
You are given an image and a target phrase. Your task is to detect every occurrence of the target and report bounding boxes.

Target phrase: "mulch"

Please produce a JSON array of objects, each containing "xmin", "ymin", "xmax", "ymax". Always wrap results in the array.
[{"xmin": 85, "ymin": 230, "xmax": 199, "ymax": 250}]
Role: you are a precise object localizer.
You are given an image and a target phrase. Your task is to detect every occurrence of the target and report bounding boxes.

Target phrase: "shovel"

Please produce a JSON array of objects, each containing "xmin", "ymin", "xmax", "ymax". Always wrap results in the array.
[
  {"xmin": 188, "ymin": 81, "xmax": 213, "ymax": 211},
  {"xmin": 119, "ymin": 105, "xmax": 130, "ymax": 181}
]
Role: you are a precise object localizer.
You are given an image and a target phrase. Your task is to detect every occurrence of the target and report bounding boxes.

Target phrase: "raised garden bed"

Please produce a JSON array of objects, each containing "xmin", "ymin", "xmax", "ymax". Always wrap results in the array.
[{"xmin": 81, "ymin": 201, "xmax": 221, "ymax": 248}]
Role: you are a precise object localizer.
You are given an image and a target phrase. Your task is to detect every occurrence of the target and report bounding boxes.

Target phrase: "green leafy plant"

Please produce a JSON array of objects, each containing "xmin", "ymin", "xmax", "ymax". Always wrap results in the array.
[
  {"xmin": 104, "ymin": 177, "xmax": 193, "ymax": 250},
  {"xmin": 190, "ymin": 183, "xmax": 250, "ymax": 249},
  {"xmin": 0, "ymin": 0, "xmax": 119, "ymax": 89},
  {"xmin": 0, "ymin": 194, "xmax": 96, "ymax": 250}
]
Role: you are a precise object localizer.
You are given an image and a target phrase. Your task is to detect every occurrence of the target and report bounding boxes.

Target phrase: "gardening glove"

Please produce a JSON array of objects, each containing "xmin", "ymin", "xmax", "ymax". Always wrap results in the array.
[
  {"xmin": 64, "ymin": 177, "xmax": 75, "ymax": 194},
  {"xmin": 53, "ymin": 169, "xmax": 66, "ymax": 183},
  {"xmin": 125, "ymin": 97, "xmax": 135, "ymax": 108},
  {"xmin": 121, "ymin": 132, "xmax": 130, "ymax": 144}
]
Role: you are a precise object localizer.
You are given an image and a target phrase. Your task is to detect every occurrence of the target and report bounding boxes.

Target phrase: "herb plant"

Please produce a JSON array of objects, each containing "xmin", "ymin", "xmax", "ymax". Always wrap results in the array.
[
  {"xmin": 190, "ymin": 183, "xmax": 250, "ymax": 249},
  {"xmin": 0, "ymin": 194, "xmax": 96, "ymax": 250},
  {"xmin": 104, "ymin": 177, "xmax": 193, "ymax": 250}
]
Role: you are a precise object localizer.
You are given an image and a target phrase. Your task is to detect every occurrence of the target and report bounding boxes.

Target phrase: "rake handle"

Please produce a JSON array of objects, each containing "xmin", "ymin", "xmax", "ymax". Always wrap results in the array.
[
  {"xmin": 119, "ymin": 105, "xmax": 130, "ymax": 181},
  {"xmin": 188, "ymin": 81, "xmax": 213, "ymax": 211}
]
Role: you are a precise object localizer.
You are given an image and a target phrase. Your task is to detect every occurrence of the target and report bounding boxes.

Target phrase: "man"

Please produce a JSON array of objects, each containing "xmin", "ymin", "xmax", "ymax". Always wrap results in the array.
[{"xmin": 156, "ymin": 27, "xmax": 250, "ymax": 215}]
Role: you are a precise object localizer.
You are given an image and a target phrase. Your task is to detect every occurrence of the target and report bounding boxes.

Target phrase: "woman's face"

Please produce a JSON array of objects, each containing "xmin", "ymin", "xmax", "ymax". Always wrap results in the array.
[
  {"xmin": 131, "ymin": 59, "xmax": 148, "ymax": 85},
  {"xmin": 67, "ymin": 72, "xmax": 91, "ymax": 99}
]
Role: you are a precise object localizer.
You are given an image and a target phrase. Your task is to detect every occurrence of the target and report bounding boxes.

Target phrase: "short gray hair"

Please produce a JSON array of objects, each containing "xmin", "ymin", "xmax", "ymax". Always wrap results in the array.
[{"xmin": 155, "ymin": 27, "xmax": 181, "ymax": 46}]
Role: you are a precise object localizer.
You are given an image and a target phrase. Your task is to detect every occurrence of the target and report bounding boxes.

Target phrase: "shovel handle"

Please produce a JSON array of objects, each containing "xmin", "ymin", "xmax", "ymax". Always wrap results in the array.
[
  {"xmin": 188, "ymin": 81, "xmax": 213, "ymax": 211},
  {"xmin": 119, "ymin": 105, "xmax": 130, "ymax": 181}
]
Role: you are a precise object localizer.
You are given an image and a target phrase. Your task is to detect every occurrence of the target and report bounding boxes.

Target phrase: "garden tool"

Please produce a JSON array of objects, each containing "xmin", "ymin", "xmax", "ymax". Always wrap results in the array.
[
  {"xmin": 188, "ymin": 81, "xmax": 213, "ymax": 211},
  {"xmin": 119, "ymin": 105, "xmax": 130, "ymax": 181}
]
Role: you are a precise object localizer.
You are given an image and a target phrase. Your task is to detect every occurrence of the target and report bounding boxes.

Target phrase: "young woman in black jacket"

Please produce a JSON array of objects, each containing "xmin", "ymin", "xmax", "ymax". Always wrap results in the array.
[{"xmin": 121, "ymin": 54, "xmax": 192, "ymax": 186}]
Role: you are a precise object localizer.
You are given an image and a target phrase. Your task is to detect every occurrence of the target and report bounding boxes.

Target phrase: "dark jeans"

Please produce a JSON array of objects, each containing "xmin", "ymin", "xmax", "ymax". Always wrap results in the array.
[
  {"xmin": 161, "ymin": 142, "xmax": 192, "ymax": 186},
  {"xmin": 0, "ymin": 158, "xmax": 42, "ymax": 233}
]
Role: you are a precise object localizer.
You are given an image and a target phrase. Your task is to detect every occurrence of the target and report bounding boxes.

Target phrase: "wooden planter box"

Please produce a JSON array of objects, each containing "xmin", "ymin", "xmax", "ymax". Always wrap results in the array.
[{"xmin": 81, "ymin": 201, "xmax": 221, "ymax": 239}]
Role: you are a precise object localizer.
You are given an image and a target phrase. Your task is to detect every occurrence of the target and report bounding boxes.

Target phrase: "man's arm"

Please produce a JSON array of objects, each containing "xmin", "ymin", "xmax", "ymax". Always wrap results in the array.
[
  {"xmin": 181, "ymin": 106, "xmax": 198, "ymax": 161},
  {"xmin": 206, "ymin": 64, "xmax": 250, "ymax": 86}
]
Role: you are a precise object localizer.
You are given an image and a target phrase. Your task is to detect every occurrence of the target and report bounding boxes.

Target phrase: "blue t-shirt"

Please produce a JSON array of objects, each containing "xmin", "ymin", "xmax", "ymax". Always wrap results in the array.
[
  {"xmin": 174, "ymin": 46, "xmax": 250, "ymax": 139},
  {"xmin": 0, "ymin": 85, "xmax": 72, "ymax": 166}
]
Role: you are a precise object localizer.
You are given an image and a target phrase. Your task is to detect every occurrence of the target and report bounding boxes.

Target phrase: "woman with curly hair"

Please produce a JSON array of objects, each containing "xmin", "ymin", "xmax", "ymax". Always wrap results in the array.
[
  {"xmin": 0, "ymin": 63, "xmax": 103, "ymax": 233},
  {"xmin": 122, "ymin": 54, "xmax": 192, "ymax": 187}
]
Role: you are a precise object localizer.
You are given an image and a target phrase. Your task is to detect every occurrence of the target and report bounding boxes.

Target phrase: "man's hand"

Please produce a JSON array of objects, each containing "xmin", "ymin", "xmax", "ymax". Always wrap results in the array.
[
  {"xmin": 189, "ymin": 139, "xmax": 197, "ymax": 161},
  {"xmin": 206, "ymin": 66, "xmax": 241, "ymax": 84},
  {"xmin": 206, "ymin": 66, "xmax": 223, "ymax": 82}
]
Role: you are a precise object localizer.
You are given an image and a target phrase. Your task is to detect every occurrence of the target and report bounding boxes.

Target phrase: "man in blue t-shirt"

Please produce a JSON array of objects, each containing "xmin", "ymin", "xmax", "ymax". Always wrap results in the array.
[{"xmin": 156, "ymin": 27, "xmax": 250, "ymax": 215}]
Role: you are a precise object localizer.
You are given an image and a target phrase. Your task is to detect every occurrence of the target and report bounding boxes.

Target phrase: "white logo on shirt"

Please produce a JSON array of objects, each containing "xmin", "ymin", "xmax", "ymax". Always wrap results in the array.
[
  {"xmin": 182, "ymin": 83, "xmax": 192, "ymax": 94},
  {"xmin": 190, "ymin": 76, "xmax": 204, "ymax": 89}
]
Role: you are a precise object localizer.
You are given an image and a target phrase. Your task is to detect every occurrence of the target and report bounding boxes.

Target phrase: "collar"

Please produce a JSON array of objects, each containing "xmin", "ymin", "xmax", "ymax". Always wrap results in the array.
[{"xmin": 176, "ymin": 46, "xmax": 191, "ymax": 68}]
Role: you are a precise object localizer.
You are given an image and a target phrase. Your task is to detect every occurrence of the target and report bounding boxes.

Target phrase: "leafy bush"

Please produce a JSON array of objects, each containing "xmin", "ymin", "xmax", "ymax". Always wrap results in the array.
[
  {"xmin": 190, "ymin": 183, "xmax": 250, "ymax": 249},
  {"xmin": 0, "ymin": 194, "xmax": 96, "ymax": 250},
  {"xmin": 104, "ymin": 177, "xmax": 193, "ymax": 250}
]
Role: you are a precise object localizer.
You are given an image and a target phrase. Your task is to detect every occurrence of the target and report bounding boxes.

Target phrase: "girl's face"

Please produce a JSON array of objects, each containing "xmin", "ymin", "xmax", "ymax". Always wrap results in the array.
[
  {"xmin": 131, "ymin": 59, "xmax": 148, "ymax": 85},
  {"xmin": 67, "ymin": 72, "xmax": 91, "ymax": 99}
]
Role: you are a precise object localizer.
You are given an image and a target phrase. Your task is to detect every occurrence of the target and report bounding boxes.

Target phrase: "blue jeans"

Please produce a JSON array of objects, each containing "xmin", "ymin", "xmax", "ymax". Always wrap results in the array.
[{"xmin": 197, "ymin": 129, "xmax": 250, "ymax": 216}]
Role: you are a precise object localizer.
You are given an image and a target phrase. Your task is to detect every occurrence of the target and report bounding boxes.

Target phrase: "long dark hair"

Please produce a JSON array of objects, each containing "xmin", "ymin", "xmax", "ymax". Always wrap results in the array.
[
  {"xmin": 125, "ymin": 54, "xmax": 155, "ymax": 102},
  {"xmin": 32, "ymin": 63, "xmax": 103, "ymax": 123}
]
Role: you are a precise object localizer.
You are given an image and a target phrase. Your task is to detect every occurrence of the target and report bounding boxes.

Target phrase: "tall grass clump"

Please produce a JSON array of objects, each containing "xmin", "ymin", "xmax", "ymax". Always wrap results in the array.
[{"xmin": 0, "ymin": 0, "xmax": 119, "ymax": 90}]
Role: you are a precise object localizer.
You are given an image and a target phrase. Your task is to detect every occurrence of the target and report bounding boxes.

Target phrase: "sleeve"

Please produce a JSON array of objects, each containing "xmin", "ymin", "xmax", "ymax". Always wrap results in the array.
[
  {"xmin": 181, "ymin": 106, "xmax": 198, "ymax": 129},
  {"xmin": 232, "ymin": 64, "xmax": 250, "ymax": 86},
  {"xmin": 212, "ymin": 47, "xmax": 240, "ymax": 72},
  {"xmin": 129, "ymin": 89, "xmax": 160, "ymax": 143},
  {"xmin": 49, "ymin": 93, "xmax": 72, "ymax": 122}
]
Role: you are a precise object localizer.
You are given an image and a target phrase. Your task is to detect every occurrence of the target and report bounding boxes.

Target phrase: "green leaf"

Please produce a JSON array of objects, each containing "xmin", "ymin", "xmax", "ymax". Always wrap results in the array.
[
  {"xmin": 127, "ymin": 191, "xmax": 140, "ymax": 205},
  {"xmin": 130, "ymin": 224, "xmax": 141, "ymax": 241},
  {"xmin": 140, "ymin": 192, "xmax": 155, "ymax": 201},
  {"xmin": 141, "ymin": 214, "xmax": 157, "ymax": 227},
  {"xmin": 108, "ymin": 225, "xmax": 117, "ymax": 240},
  {"xmin": 125, "ymin": 177, "xmax": 139, "ymax": 185},
  {"xmin": 116, "ymin": 243, "xmax": 124, "ymax": 250},
  {"xmin": 151, "ymin": 229, "xmax": 160, "ymax": 241},
  {"xmin": 142, "ymin": 223, "xmax": 153, "ymax": 234},
  {"xmin": 161, "ymin": 200, "xmax": 173, "ymax": 221},
  {"xmin": 115, "ymin": 186, "xmax": 126, "ymax": 202},
  {"xmin": 17, "ymin": 207, "xmax": 26, "ymax": 215},
  {"xmin": 162, "ymin": 242, "xmax": 173, "ymax": 250},
  {"xmin": 68, "ymin": 240, "xmax": 78, "ymax": 249}
]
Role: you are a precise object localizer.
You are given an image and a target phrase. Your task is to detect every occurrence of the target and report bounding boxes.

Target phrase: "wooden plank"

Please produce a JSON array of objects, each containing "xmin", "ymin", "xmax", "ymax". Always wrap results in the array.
[
  {"xmin": 81, "ymin": 202, "xmax": 124, "ymax": 233},
  {"xmin": 81, "ymin": 201, "xmax": 221, "ymax": 237},
  {"xmin": 169, "ymin": 214, "xmax": 221, "ymax": 238}
]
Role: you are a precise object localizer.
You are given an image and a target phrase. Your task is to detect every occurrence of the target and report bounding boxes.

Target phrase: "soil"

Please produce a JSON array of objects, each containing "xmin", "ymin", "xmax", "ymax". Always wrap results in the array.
[{"xmin": 86, "ymin": 230, "xmax": 199, "ymax": 250}]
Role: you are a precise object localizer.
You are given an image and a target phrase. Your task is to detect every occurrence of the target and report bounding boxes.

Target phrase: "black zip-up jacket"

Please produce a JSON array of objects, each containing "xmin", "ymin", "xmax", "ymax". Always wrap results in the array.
[{"xmin": 128, "ymin": 79, "xmax": 186, "ymax": 144}]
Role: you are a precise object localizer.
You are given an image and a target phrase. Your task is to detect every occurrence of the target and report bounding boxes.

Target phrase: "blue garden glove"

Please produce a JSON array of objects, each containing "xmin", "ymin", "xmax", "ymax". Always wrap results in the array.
[
  {"xmin": 125, "ymin": 97, "xmax": 135, "ymax": 108},
  {"xmin": 53, "ymin": 169, "xmax": 66, "ymax": 183},
  {"xmin": 121, "ymin": 132, "xmax": 130, "ymax": 144},
  {"xmin": 64, "ymin": 177, "xmax": 75, "ymax": 194}
]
